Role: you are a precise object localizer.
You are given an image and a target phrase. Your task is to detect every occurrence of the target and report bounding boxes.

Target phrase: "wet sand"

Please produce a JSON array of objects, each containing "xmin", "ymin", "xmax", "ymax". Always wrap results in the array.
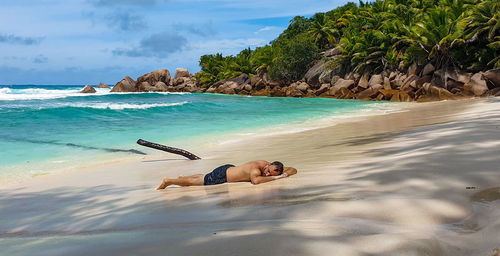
[{"xmin": 1, "ymin": 97, "xmax": 499, "ymax": 256}]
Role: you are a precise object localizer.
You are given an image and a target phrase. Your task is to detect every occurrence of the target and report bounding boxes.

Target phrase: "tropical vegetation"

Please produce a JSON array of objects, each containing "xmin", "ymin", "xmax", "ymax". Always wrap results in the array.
[{"xmin": 196, "ymin": 0, "xmax": 500, "ymax": 87}]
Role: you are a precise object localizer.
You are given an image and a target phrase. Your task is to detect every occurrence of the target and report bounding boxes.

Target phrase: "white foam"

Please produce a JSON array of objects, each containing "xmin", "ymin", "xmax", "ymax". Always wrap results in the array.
[
  {"xmin": 56, "ymin": 101, "xmax": 189, "ymax": 110},
  {"xmin": 0, "ymin": 88, "xmax": 12, "ymax": 94},
  {"xmin": 0, "ymin": 87, "xmax": 189, "ymax": 101}
]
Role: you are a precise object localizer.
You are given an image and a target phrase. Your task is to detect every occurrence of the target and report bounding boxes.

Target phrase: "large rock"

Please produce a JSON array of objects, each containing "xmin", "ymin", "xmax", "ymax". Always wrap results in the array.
[
  {"xmin": 389, "ymin": 71, "xmax": 398, "ymax": 80},
  {"xmin": 230, "ymin": 74, "xmax": 250, "ymax": 85},
  {"xmin": 155, "ymin": 82, "xmax": 168, "ymax": 91},
  {"xmin": 421, "ymin": 63, "xmax": 435, "ymax": 76},
  {"xmin": 402, "ymin": 75, "xmax": 418, "ymax": 87},
  {"xmin": 446, "ymin": 69, "xmax": 472, "ymax": 84},
  {"xmin": 417, "ymin": 83, "xmax": 455, "ymax": 101},
  {"xmin": 358, "ymin": 72, "xmax": 370, "ymax": 88},
  {"xmin": 330, "ymin": 79, "xmax": 355, "ymax": 95},
  {"xmin": 304, "ymin": 60, "xmax": 328, "ymax": 87},
  {"xmin": 415, "ymin": 75, "xmax": 432, "ymax": 88},
  {"xmin": 490, "ymin": 87, "xmax": 500, "ymax": 96},
  {"xmin": 316, "ymin": 84, "xmax": 330, "ymax": 96},
  {"xmin": 206, "ymin": 86, "xmax": 217, "ymax": 93},
  {"xmin": 407, "ymin": 63, "xmax": 418, "ymax": 76},
  {"xmin": 319, "ymin": 69, "xmax": 334, "ymax": 84},
  {"xmin": 173, "ymin": 77, "xmax": 191, "ymax": 87},
  {"xmin": 285, "ymin": 86, "xmax": 304, "ymax": 97},
  {"xmin": 138, "ymin": 81, "xmax": 154, "ymax": 91},
  {"xmin": 183, "ymin": 82, "xmax": 199, "ymax": 93},
  {"xmin": 251, "ymin": 76, "xmax": 267, "ymax": 90},
  {"xmin": 379, "ymin": 89, "xmax": 399, "ymax": 99},
  {"xmin": 173, "ymin": 68, "xmax": 190, "ymax": 81},
  {"xmin": 242, "ymin": 84, "xmax": 252, "ymax": 92},
  {"xmin": 296, "ymin": 82, "xmax": 309, "ymax": 93},
  {"xmin": 111, "ymin": 76, "xmax": 137, "ymax": 92},
  {"xmin": 335, "ymin": 87, "xmax": 355, "ymax": 99},
  {"xmin": 446, "ymin": 80, "xmax": 464, "ymax": 91},
  {"xmin": 253, "ymin": 86, "xmax": 271, "ymax": 97},
  {"xmin": 368, "ymin": 74, "xmax": 383, "ymax": 87},
  {"xmin": 464, "ymin": 73, "xmax": 488, "ymax": 96},
  {"xmin": 268, "ymin": 81, "xmax": 282, "ymax": 89},
  {"xmin": 357, "ymin": 87, "xmax": 379, "ymax": 100},
  {"xmin": 217, "ymin": 81, "xmax": 238, "ymax": 93},
  {"xmin": 257, "ymin": 68, "xmax": 270, "ymax": 84},
  {"xmin": 139, "ymin": 81, "xmax": 169, "ymax": 92},
  {"xmin": 81, "ymin": 85, "xmax": 96, "ymax": 93},
  {"xmin": 482, "ymin": 69, "xmax": 500, "ymax": 89},
  {"xmin": 137, "ymin": 69, "xmax": 171, "ymax": 88},
  {"xmin": 390, "ymin": 91, "xmax": 413, "ymax": 102},
  {"xmin": 383, "ymin": 77, "xmax": 392, "ymax": 90},
  {"xmin": 97, "ymin": 82, "xmax": 110, "ymax": 88},
  {"xmin": 270, "ymin": 87, "xmax": 286, "ymax": 97}
]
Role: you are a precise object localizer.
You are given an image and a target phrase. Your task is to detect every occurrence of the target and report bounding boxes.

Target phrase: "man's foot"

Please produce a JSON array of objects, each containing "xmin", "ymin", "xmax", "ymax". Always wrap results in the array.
[{"xmin": 156, "ymin": 178, "xmax": 170, "ymax": 190}]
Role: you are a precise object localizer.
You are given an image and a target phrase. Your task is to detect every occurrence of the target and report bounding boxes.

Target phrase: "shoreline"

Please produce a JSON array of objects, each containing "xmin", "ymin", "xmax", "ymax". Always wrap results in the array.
[
  {"xmin": 0, "ymin": 94, "xmax": 394, "ymax": 186},
  {"xmin": 1, "ymin": 97, "xmax": 499, "ymax": 255},
  {"xmin": 0, "ymin": 97, "xmax": 485, "ymax": 188}
]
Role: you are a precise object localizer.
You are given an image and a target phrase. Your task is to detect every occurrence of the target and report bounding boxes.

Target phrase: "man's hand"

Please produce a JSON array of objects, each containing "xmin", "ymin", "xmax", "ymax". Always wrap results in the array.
[{"xmin": 273, "ymin": 173, "xmax": 288, "ymax": 179}]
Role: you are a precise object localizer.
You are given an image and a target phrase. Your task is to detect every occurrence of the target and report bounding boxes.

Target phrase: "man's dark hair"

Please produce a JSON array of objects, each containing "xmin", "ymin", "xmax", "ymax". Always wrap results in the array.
[{"xmin": 271, "ymin": 161, "xmax": 284, "ymax": 174}]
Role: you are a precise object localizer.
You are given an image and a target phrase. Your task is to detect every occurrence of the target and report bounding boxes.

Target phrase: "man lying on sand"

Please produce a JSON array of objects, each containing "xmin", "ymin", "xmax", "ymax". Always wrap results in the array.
[{"xmin": 157, "ymin": 160, "xmax": 297, "ymax": 189}]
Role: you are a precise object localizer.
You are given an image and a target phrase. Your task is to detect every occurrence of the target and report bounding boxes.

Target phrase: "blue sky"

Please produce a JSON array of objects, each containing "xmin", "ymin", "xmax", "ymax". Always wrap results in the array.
[{"xmin": 0, "ymin": 0, "xmax": 347, "ymax": 85}]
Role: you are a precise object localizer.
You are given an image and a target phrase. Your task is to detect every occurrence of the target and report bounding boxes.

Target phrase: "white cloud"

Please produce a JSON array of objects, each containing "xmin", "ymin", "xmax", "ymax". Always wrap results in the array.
[{"xmin": 254, "ymin": 26, "xmax": 278, "ymax": 34}]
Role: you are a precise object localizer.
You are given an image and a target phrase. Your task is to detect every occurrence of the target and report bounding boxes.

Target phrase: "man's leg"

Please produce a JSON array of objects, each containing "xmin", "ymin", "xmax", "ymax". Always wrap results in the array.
[{"xmin": 157, "ymin": 174, "xmax": 205, "ymax": 190}]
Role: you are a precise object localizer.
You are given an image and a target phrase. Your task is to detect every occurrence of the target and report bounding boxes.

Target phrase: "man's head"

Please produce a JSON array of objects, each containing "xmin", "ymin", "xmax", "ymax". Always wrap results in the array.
[{"xmin": 263, "ymin": 161, "xmax": 284, "ymax": 176}]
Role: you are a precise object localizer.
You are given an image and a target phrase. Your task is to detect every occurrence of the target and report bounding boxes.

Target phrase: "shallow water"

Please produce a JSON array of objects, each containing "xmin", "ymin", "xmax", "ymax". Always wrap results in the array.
[{"xmin": 0, "ymin": 85, "xmax": 390, "ymax": 182}]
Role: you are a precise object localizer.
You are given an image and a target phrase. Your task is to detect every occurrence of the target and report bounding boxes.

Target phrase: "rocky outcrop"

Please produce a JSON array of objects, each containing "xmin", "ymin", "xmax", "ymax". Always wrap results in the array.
[
  {"xmin": 464, "ymin": 73, "xmax": 488, "ymax": 96},
  {"xmin": 483, "ymin": 69, "xmax": 500, "ymax": 89},
  {"xmin": 304, "ymin": 60, "xmax": 328, "ymax": 88},
  {"xmin": 421, "ymin": 63, "xmax": 435, "ymax": 76},
  {"xmin": 172, "ymin": 68, "xmax": 190, "ymax": 85},
  {"xmin": 138, "ymin": 81, "xmax": 169, "ymax": 92},
  {"xmin": 330, "ymin": 79, "xmax": 355, "ymax": 96},
  {"xmin": 81, "ymin": 85, "xmax": 96, "ymax": 93},
  {"xmin": 105, "ymin": 64, "xmax": 499, "ymax": 102},
  {"xmin": 111, "ymin": 76, "xmax": 138, "ymax": 92},
  {"xmin": 137, "ymin": 69, "xmax": 171, "ymax": 88},
  {"xmin": 97, "ymin": 82, "xmax": 110, "ymax": 88}
]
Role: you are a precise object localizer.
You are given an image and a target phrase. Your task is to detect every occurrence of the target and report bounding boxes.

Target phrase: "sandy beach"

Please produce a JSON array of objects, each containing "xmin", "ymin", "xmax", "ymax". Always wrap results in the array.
[{"xmin": 1, "ymin": 97, "xmax": 499, "ymax": 256}]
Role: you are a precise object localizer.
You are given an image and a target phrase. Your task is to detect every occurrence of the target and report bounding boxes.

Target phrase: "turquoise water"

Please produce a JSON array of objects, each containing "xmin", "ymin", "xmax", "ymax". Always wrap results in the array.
[{"xmin": 0, "ymin": 85, "xmax": 385, "ymax": 181}]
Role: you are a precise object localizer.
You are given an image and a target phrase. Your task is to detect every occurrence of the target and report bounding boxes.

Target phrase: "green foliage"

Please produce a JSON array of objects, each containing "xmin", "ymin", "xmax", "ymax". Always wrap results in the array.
[
  {"xmin": 270, "ymin": 34, "xmax": 320, "ymax": 81},
  {"xmin": 197, "ymin": 0, "xmax": 499, "ymax": 87}
]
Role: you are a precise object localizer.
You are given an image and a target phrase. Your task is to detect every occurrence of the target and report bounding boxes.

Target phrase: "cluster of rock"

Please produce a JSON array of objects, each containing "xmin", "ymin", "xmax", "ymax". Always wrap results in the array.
[
  {"xmin": 81, "ymin": 82, "xmax": 110, "ymax": 93},
  {"xmin": 297, "ymin": 57, "xmax": 500, "ymax": 102},
  {"xmin": 80, "ymin": 68, "xmax": 201, "ymax": 94},
  {"xmin": 81, "ymin": 64, "xmax": 499, "ymax": 103}
]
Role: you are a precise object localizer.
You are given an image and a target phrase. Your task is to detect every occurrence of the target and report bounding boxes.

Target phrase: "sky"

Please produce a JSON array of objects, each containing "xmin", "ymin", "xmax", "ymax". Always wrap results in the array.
[{"xmin": 0, "ymin": 0, "xmax": 347, "ymax": 85}]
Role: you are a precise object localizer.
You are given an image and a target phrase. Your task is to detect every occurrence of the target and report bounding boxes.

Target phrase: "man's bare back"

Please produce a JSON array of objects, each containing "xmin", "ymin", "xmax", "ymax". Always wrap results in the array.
[{"xmin": 157, "ymin": 160, "xmax": 297, "ymax": 189}]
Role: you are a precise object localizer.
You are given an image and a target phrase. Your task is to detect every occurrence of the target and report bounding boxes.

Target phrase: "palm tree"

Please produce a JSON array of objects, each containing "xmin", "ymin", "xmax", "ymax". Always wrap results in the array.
[
  {"xmin": 307, "ymin": 13, "xmax": 338, "ymax": 50},
  {"xmin": 463, "ymin": 0, "xmax": 499, "ymax": 42},
  {"xmin": 250, "ymin": 45, "xmax": 274, "ymax": 72},
  {"xmin": 401, "ymin": 7, "xmax": 464, "ymax": 70}
]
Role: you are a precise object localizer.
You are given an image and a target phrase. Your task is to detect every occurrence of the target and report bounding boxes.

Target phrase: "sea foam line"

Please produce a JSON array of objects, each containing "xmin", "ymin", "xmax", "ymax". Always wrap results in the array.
[
  {"xmin": 62, "ymin": 101, "xmax": 190, "ymax": 110},
  {"xmin": 0, "ymin": 87, "xmax": 189, "ymax": 101}
]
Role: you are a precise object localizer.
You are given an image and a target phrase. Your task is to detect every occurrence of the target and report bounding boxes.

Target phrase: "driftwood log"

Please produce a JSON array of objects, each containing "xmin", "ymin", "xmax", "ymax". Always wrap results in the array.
[{"xmin": 136, "ymin": 139, "xmax": 201, "ymax": 160}]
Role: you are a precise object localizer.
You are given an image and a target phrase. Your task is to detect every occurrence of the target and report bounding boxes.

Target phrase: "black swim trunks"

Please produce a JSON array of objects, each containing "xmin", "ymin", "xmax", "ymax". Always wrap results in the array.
[{"xmin": 204, "ymin": 164, "xmax": 234, "ymax": 185}]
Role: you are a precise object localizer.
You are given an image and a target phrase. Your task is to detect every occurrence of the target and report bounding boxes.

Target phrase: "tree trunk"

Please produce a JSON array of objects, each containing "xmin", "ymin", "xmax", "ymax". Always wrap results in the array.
[{"xmin": 136, "ymin": 139, "xmax": 201, "ymax": 160}]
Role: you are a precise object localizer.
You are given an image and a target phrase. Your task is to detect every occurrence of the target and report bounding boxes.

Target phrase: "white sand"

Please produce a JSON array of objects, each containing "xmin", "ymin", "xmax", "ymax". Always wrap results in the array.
[{"xmin": 1, "ymin": 97, "xmax": 499, "ymax": 256}]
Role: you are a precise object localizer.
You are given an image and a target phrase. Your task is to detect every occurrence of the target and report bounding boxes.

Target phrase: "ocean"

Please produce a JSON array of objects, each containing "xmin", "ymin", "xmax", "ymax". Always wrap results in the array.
[{"xmin": 0, "ymin": 85, "xmax": 392, "ymax": 183}]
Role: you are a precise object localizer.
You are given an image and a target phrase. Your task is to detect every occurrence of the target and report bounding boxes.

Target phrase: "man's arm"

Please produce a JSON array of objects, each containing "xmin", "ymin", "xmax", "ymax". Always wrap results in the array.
[
  {"xmin": 249, "ymin": 167, "xmax": 296, "ymax": 185},
  {"xmin": 283, "ymin": 167, "xmax": 297, "ymax": 176},
  {"xmin": 250, "ymin": 175, "xmax": 279, "ymax": 185}
]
